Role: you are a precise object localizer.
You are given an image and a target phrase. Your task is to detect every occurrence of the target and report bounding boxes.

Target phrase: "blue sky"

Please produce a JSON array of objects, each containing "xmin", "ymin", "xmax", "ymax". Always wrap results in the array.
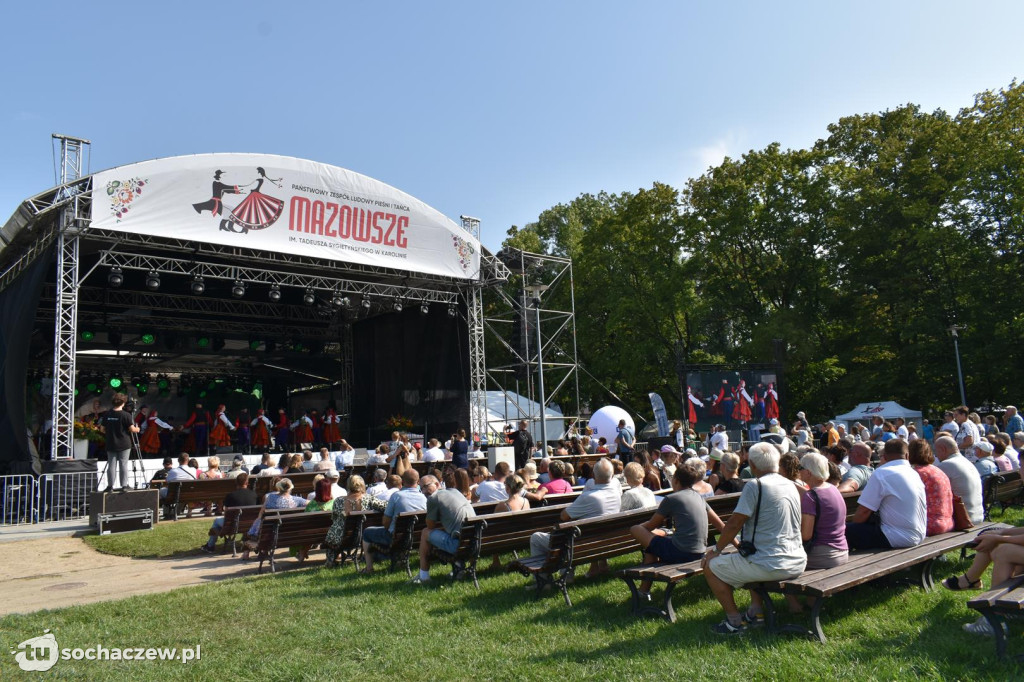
[{"xmin": 2, "ymin": 1, "xmax": 1022, "ymax": 252}]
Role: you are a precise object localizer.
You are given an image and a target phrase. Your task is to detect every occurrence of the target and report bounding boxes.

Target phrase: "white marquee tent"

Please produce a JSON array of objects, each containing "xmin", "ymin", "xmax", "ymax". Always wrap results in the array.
[
  {"xmin": 472, "ymin": 390, "xmax": 566, "ymax": 443},
  {"xmin": 834, "ymin": 401, "xmax": 923, "ymax": 427}
]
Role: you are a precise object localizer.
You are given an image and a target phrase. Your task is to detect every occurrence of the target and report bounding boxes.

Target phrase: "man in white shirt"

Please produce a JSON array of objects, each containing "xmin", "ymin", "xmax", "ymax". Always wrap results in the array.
[
  {"xmin": 845, "ymin": 438, "xmax": 926, "ymax": 550},
  {"xmin": 333, "ymin": 440, "xmax": 355, "ymax": 470},
  {"xmin": 165, "ymin": 452, "xmax": 198, "ymax": 482},
  {"xmin": 528, "ymin": 458, "xmax": 621, "ymax": 578},
  {"xmin": 934, "ymin": 435, "xmax": 984, "ymax": 524},
  {"xmin": 939, "ymin": 410, "xmax": 960, "ymax": 437},
  {"xmin": 422, "ymin": 438, "xmax": 447, "ymax": 463},
  {"xmin": 953, "ymin": 406, "xmax": 979, "ymax": 460},
  {"xmin": 895, "ymin": 418, "xmax": 909, "ymax": 442},
  {"xmin": 474, "ymin": 462, "xmax": 510, "ymax": 503},
  {"xmin": 366, "ymin": 468, "xmax": 389, "ymax": 499},
  {"xmin": 710, "ymin": 424, "xmax": 729, "ymax": 453}
]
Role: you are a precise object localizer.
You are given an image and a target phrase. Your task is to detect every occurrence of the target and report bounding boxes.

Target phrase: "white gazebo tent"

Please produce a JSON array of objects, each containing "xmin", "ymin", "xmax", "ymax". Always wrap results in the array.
[
  {"xmin": 472, "ymin": 390, "xmax": 566, "ymax": 443},
  {"xmin": 834, "ymin": 401, "xmax": 923, "ymax": 428}
]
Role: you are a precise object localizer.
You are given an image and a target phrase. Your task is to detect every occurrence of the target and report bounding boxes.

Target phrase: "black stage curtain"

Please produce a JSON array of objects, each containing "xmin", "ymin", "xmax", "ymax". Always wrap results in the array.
[
  {"xmin": 0, "ymin": 245, "xmax": 54, "ymax": 475},
  {"xmin": 351, "ymin": 305, "xmax": 469, "ymax": 445}
]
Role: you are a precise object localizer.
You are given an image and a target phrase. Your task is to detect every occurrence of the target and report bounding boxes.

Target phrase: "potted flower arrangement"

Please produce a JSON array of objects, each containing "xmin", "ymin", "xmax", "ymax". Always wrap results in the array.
[
  {"xmin": 73, "ymin": 419, "xmax": 104, "ymax": 458},
  {"xmin": 386, "ymin": 415, "xmax": 413, "ymax": 431}
]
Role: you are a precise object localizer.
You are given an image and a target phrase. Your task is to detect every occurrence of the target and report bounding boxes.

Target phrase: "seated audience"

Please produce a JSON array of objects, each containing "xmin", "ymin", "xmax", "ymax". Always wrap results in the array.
[
  {"xmin": 703, "ymin": 442, "xmax": 806, "ymax": 634},
  {"xmin": 973, "ymin": 440, "xmax": 998, "ymax": 483},
  {"xmin": 201, "ymin": 473, "xmax": 257, "ymax": 553},
  {"xmin": 360, "ymin": 469, "xmax": 428, "ymax": 573},
  {"xmin": 794, "ymin": 453, "xmax": 849, "ymax": 571},
  {"xmin": 412, "ymin": 469, "xmax": 477, "ymax": 584},
  {"xmin": 688, "ymin": 458, "xmax": 714, "ymax": 498},
  {"xmin": 908, "ymin": 439, "xmax": 953, "ymax": 536},
  {"xmin": 494, "ymin": 474, "xmax": 529, "ymax": 513},
  {"xmin": 713, "ymin": 452, "xmax": 745, "ymax": 495},
  {"xmin": 629, "ymin": 459, "xmax": 728, "ymax": 599},
  {"xmin": 620, "ymin": 462, "xmax": 658, "ymax": 511},
  {"xmin": 991, "ymin": 438, "xmax": 1013, "ymax": 472},
  {"xmin": 241, "ymin": 478, "xmax": 307, "ymax": 559},
  {"xmin": 837, "ymin": 443, "xmax": 874, "ymax": 493},
  {"xmin": 475, "ymin": 462, "xmax": 511, "ymax": 503},
  {"xmin": 845, "ymin": 438, "xmax": 926, "ymax": 550},
  {"xmin": 365, "ymin": 468, "xmax": 389, "ymax": 499},
  {"xmin": 934, "ymin": 435, "xmax": 984, "ymax": 525},
  {"xmin": 540, "ymin": 460, "xmax": 574, "ymax": 495},
  {"xmin": 944, "ymin": 526, "xmax": 1024, "ymax": 635}
]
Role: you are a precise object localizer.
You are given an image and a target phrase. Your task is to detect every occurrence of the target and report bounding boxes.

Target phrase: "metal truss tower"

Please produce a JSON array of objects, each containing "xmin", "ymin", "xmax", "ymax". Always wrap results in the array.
[
  {"xmin": 51, "ymin": 134, "xmax": 90, "ymax": 459},
  {"xmin": 461, "ymin": 216, "xmax": 489, "ymax": 440}
]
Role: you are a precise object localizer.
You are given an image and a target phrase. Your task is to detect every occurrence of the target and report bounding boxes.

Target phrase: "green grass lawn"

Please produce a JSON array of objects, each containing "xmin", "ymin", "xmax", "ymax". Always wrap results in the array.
[
  {"xmin": 82, "ymin": 519, "xmax": 210, "ymax": 558},
  {"xmin": 4, "ymin": 511, "xmax": 1024, "ymax": 680}
]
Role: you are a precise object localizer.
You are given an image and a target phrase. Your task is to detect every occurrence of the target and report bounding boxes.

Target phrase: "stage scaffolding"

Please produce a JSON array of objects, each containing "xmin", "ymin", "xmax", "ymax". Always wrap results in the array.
[{"xmin": 479, "ymin": 248, "xmax": 581, "ymax": 441}]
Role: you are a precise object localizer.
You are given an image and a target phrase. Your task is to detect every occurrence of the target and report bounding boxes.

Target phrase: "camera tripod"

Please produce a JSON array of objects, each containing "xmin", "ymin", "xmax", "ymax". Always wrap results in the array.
[{"xmin": 99, "ymin": 409, "xmax": 148, "ymax": 492}]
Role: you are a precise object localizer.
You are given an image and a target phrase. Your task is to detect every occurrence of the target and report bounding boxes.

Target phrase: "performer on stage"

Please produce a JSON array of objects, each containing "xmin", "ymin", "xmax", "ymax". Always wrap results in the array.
[
  {"xmin": 138, "ymin": 409, "xmax": 172, "ymax": 456},
  {"xmin": 732, "ymin": 379, "xmax": 753, "ymax": 424},
  {"xmin": 192, "ymin": 170, "xmax": 241, "ymax": 231},
  {"xmin": 292, "ymin": 411, "xmax": 314, "ymax": 446},
  {"xmin": 274, "ymin": 408, "xmax": 291, "ymax": 452},
  {"xmin": 687, "ymin": 386, "xmax": 704, "ymax": 427},
  {"xmin": 235, "ymin": 409, "xmax": 251, "ymax": 454},
  {"xmin": 250, "ymin": 409, "xmax": 273, "ymax": 454},
  {"xmin": 134, "ymin": 405, "xmax": 149, "ymax": 429},
  {"xmin": 719, "ymin": 380, "xmax": 733, "ymax": 427},
  {"xmin": 225, "ymin": 167, "xmax": 284, "ymax": 234},
  {"xmin": 309, "ymin": 409, "xmax": 322, "ymax": 447},
  {"xmin": 753, "ymin": 384, "xmax": 766, "ymax": 422},
  {"xmin": 765, "ymin": 382, "xmax": 780, "ymax": 421},
  {"xmin": 322, "ymin": 406, "xmax": 341, "ymax": 447},
  {"xmin": 182, "ymin": 403, "xmax": 211, "ymax": 455},
  {"xmin": 210, "ymin": 404, "xmax": 236, "ymax": 453}
]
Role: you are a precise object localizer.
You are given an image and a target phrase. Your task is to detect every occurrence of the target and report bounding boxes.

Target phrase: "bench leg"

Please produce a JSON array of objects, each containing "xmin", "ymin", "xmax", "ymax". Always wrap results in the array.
[
  {"xmin": 622, "ymin": 576, "xmax": 642, "ymax": 616},
  {"xmin": 806, "ymin": 597, "xmax": 826, "ymax": 643},
  {"xmin": 655, "ymin": 582, "xmax": 677, "ymax": 623},
  {"xmin": 755, "ymin": 587, "xmax": 777, "ymax": 632},
  {"xmin": 916, "ymin": 559, "xmax": 935, "ymax": 592},
  {"xmin": 979, "ymin": 609, "xmax": 1009, "ymax": 659},
  {"xmin": 758, "ymin": 589, "xmax": 827, "ymax": 644},
  {"xmin": 555, "ymin": 570, "xmax": 572, "ymax": 607}
]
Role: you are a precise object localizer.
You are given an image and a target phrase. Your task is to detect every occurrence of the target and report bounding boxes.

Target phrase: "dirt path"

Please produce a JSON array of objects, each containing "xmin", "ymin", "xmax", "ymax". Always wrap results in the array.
[{"xmin": 0, "ymin": 536, "xmax": 303, "ymax": 617}]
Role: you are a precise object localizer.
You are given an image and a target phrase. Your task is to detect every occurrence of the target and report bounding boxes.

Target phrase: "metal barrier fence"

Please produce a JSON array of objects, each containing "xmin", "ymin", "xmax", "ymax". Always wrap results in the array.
[
  {"xmin": 0, "ymin": 472, "xmax": 100, "ymax": 526},
  {"xmin": 37, "ymin": 472, "xmax": 97, "ymax": 522},
  {"xmin": 0, "ymin": 475, "xmax": 38, "ymax": 525}
]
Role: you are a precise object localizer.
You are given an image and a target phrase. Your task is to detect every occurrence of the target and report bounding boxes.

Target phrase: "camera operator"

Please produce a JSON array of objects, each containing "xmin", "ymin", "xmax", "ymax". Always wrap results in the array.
[{"xmin": 98, "ymin": 392, "xmax": 140, "ymax": 492}]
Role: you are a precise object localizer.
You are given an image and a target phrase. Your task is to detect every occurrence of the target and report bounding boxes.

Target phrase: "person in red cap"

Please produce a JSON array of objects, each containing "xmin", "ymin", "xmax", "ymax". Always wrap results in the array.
[
  {"xmin": 322, "ymin": 406, "xmax": 341, "ymax": 447},
  {"xmin": 251, "ymin": 409, "xmax": 273, "ymax": 453}
]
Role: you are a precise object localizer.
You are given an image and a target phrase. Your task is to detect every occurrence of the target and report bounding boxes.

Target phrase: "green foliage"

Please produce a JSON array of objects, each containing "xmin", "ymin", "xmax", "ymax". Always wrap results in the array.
[{"xmin": 503, "ymin": 81, "xmax": 1024, "ymax": 422}]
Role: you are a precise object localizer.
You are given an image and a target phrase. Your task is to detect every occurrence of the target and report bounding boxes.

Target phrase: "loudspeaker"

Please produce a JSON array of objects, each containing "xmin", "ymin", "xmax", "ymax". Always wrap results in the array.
[
  {"xmin": 89, "ymin": 489, "xmax": 160, "ymax": 527},
  {"xmin": 42, "ymin": 458, "xmax": 98, "ymax": 474}
]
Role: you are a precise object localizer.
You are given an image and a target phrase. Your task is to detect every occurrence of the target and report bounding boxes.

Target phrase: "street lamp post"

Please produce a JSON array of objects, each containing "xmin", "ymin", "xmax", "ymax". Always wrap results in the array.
[
  {"xmin": 949, "ymin": 325, "xmax": 967, "ymax": 406},
  {"xmin": 525, "ymin": 284, "xmax": 549, "ymax": 455}
]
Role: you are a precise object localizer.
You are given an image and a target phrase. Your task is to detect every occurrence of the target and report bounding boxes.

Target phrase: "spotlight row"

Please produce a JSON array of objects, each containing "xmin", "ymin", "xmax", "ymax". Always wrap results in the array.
[{"xmin": 108, "ymin": 267, "xmax": 456, "ymax": 315}]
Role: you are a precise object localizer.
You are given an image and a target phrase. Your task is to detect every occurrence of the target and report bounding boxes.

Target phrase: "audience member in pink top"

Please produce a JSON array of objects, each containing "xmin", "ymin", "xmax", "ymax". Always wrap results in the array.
[{"xmin": 909, "ymin": 440, "xmax": 953, "ymax": 536}]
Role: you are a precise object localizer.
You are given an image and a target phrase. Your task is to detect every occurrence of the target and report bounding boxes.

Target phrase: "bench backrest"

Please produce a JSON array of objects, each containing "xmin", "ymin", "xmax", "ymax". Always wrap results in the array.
[
  {"xmin": 985, "ymin": 471, "xmax": 1023, "ymax": 505},
  {"xmin": 261, "ymin": 510, "xmax": 335, "ymax": 548},
  {"xmin": 165, "ymin": 477, "xmax": 238, "ymax": 505}
]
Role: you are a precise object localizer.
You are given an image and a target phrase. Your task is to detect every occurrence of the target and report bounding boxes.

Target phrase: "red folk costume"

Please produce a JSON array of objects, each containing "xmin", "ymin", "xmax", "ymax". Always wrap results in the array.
[
  {"xmin": 250, "ymin": 410, "xmax": 273, "ymax": 449},
  {"xmin": 322, "ymin": 408, "xmax": 341, "ymax": 444},
  {"xmin": 138, "ymin": 411, "xmax": 171, "ymax": 455},
  {"xmin": 210, "ymin": 405, "xmax": 234, "ymax": 448},
  {"xmin": 292, "ymin": 414, "xmax": 314, "ymax": 444},
  {"xmin": 687, "ymin": 387, "xmax": 704, "ymax": 425},
  {"xmin": 709, "ymin": 386, "xmax": 726, "ymax": 417},
  {"xmin": 732, "ymin": 381, "xmax": 753, "ymax": 423},
  {"xmin": 765, "ymin": 383, "xmax": 780, "ymax": 420}
]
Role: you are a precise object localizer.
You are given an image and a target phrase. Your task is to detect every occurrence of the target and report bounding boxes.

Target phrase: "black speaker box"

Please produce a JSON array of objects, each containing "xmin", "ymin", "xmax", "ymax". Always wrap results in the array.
[{"xmin": 89, "ymin": 489, "xmax": 160, "ymax": 527}]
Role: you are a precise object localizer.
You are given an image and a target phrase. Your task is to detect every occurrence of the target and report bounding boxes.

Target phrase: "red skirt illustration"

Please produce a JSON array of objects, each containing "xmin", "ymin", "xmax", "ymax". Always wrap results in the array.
[{"xmin": 228, "ymin": 191, "xmax": 284, "ymax": 231}]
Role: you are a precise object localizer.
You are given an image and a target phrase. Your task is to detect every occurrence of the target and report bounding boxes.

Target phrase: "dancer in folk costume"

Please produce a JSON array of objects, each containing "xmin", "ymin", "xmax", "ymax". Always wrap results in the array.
[
  {"xmin": 225, "ymin": 167, "xmax": 284, "ymax": 234},
  {"xmin": 138, "ymin": 409, "xmax": 172, "ymax": 456},
  {"xmin": 719, "ymin": 380, "xmax": 734, "ymax": 427},
  {"xmin": 182, "ymin": 403, "xmax": 211, "ymax": 455},
  {"xmin": 322, "ymin": 406, "xmax": 342, "ymax": 446},
  {"xmin": 687, "ymin": 386, "xmax": 704, "ymax": 427},
  {"xmin": 764, "ymin": 382, "xmax": 780, "ymax": 421},
  {"xmin": 292, "ymin": 411, "xmax": 314, "ymax": 445},
  {"xmin": 250, "ymin": 409, "xmax": 273, "ymax": 453},
  {"xmin": 192, "ymin": 170, "xmax": 242, "ymax": 231},
  {"xmin": 134, "ymin": 405, "xmax": 149, "ymax": 429},
  {"xmin": 709, "ymin": 383, "xmax": 726, "ymax": 418},
  {"xmin": 732, "ymin": 380, "xmax": 754, "ymax": 424},
  {"xmin": 274, "ymin": 408, "xmax": 291, "ymax": 452},
  {"xmin": 310, "ymin": 409, "xmax": 323, "ymax": 446},
  {"xmin": 210, "ymin": 404, "xmax": 236, "ymax": 451},
  {"xmin": 235, "ymin": 409, "xmax": 251, "ymax": 454},
  {"xmin": 754, "ymin": 384, "xmax": 766, "ymax": 422}
]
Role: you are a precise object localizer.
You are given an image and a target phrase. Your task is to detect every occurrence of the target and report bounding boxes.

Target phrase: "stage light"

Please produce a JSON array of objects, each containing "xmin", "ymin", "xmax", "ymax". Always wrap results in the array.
[
  {"xmin": 231, "ymin": 280, "xmax": 246, "ymax": 298},
  {"xmin": 393, "ymin": 300, "xmax": 403, "ymax": 313},
  {"xmin": 191, "ymin": 276, "xmax": 205, "ymax": 295},
  {"xmin": 197, "ymin": 336, "xmax": 211, "ymax": 349},
  {"xmin": 199, "ymin": 389, "xmax": 207, "ymax": 398},
  {"xmin": 249, "ymin": 338, "xmax": 261, "ymax": 351},
  {"xmin": 156, "ymin": 374, "xmax": 170, "ymax": 390},
  {"xmin": 448, "ymin": 305, "xmax": 457, "ymax": 317},
  {"xmin": 420, "ymin": 304, "xmax": 430, "ymax": 315},
  {"xmin": 108, "ymin": 267, "xmax": 123, "ymax": 288},
  {"xmin": 141, "ymin": 333, "xmax": 156, "ymax": 345},
  {"xmin": 108, "ymin": 375, "xmax": 123, "ymax": 389},
  {"xmin": 332, "ymin": 292, "xmax": 345, "ymax": 307},
  {"xmin": 362, "ymin": 297, "xmax": 372, "ymax": 309},
  {"xmin": 268, "ymin": 284, "xmax": 281, "ymax": 302},
  {"xmin": 145, "ymin": 271, "xmax": 160, "ymax": 291},
  {"xmin": 80, "ymin": 330, "xmax": 95, "ymax": 341},
  {"xmin": 304, "ymin": 288, "xmax": 316, "ymax": 306},
  {"xmin": 86, "ymin": 380, "xmax": 100, "ymax": 394},
  {"xmin": 109, "ymin": 331, "xmax": 122, "ymax": 347}
]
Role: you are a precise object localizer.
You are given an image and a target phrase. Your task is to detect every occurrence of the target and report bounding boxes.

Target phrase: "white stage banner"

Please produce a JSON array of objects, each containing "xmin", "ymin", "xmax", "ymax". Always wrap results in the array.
[{"xmin": 88, "ymin": 153, "xmax": 480, "ymax": 280}]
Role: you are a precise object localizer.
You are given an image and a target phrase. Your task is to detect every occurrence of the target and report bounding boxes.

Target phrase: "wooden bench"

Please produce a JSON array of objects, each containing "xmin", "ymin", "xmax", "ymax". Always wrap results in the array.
[
  {"xmin": 506, "ymin": 506, "xmax": 657, "ymax": 606},
  {"xmin": 748, "ymin": 521, "xmax": 1011, "ymax": 643},
  {"xmin": 323, "ymin": 509, "xmax": 383, "ymax": 570},
  {"xmin": 984, "ymin": 471, "xmax": 1023, "ymax": 519},
  {"xmin": 161, "ymin": 478, "xmax": 239, "ymax": 520},
  {"xmin": 967, "ymin": 574, "xmax": 1024, "ymax": 659},
  {"xmin": 214, "ymin": 504, "xmax": 263, "ymax": 556},
  {"xmin": 254, "ymin": 509, "xmax": 335, "ymax": 574},
  {"xmin": 428, "ymin": 502, "xmax": 578, "ymax": 589},
  {"xmin": 250, "ymin": 472, "xmax": 324, "ymax": 501},
  {"xmin": 618, "ymin": 490, "xmax": 863, "ymax": 622}
]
